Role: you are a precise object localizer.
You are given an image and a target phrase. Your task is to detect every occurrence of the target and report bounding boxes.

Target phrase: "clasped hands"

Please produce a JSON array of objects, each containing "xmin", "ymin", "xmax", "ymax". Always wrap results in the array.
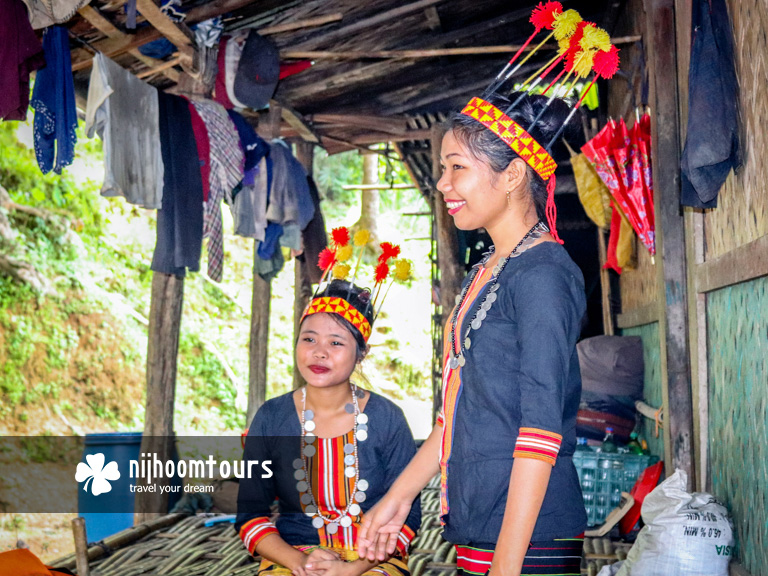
[{"xmin": 293, "ymin": 548, "xmax": 353, "ymax": 576}]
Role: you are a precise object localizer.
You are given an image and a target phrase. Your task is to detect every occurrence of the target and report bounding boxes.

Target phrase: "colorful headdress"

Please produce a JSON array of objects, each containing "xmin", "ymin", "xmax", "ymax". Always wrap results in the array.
[
  {"xmin": 459, "ymin": 2, "xmax": 620, "ymax": 243},
  {"xmin": 301, "ymin": 227, "xmax": 412, "ymax": 343}
]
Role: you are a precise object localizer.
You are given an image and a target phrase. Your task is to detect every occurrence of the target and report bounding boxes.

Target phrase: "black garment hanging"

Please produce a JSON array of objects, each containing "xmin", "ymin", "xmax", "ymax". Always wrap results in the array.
[
  {"xmin": 681, "ymin": 0, "xmax": 741, "ymax": 208},
  {"xmin": 151, "ymin": 91, "xmax": 204, "ymax": 276}
]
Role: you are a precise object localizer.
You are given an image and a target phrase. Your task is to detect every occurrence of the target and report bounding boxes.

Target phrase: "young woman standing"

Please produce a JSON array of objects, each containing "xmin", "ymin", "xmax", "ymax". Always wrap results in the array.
[{"xmin": 358, "ymin": 91, "xmax": 588, "ymax": 576}]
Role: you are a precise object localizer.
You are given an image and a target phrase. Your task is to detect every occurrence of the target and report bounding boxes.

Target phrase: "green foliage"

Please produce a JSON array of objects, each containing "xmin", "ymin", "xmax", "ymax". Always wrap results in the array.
[{"xmin": 0, "ymin": 123, "xmax": 106, "ymax": 238}]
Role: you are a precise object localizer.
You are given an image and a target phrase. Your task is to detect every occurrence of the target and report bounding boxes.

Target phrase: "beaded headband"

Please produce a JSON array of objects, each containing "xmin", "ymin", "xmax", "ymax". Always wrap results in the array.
[
  {"xmin": 301, "ymin": 227, "xmax": 412, "ymax": 343},
  {"xmin": 457, "ymin": 2, "xmax": 620, "ymax": 243},
  {"xmin": 461, "ymin": 97, "xmax": 557, "ymax": 181},
  {"xmin": 301, "ymin": 296, "xmax": 372, "ymax": 342}
]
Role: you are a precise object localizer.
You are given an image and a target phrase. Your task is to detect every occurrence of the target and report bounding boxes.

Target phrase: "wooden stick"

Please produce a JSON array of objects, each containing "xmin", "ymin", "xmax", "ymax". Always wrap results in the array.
[
  {"xmin": 72, "ymin": 518, "xmax": 91, "ymax": 576},
  {"xmin": 282, "ymin": 36, "xmax": 642, "ymax": 59},
  {"xmin": 136, "ymin": 55, "xmax": 183, "ymax": 79},
  {"xmin": 259, "ymin": 13, "xmax": 343, "ymax": 35},
  {"xmin": 53, "ymin": 514, "xmax": 187, "ymax": 571},
  {"xmin": 341, "ymin": 184, "xmax": 415, "ymax": 190}
]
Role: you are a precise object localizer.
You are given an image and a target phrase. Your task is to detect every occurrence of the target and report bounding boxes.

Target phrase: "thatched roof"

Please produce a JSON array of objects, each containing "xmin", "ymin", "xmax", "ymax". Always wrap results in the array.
[{"xmin": 65, "ymin": 0, "xmax": 628, "ymax": 155}]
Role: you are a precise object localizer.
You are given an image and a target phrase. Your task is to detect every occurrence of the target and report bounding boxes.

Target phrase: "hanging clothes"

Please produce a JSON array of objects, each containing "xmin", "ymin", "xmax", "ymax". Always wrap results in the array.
[
  {"xmin": 227, "ymin": 110, "xmax": 270, "ymax": 240},
  {"xmin": 267, "ymin": 139, "xmax": 315, "ymax": 242},
  {"xmin": 186, "ymin": 101, "xmax": 211, "ymax": 202},
  {"xmin": 21, "ymin": 0, "xmax": 91, "ymax": 29},
  {"xmin": 85, "ymin": 53, "xmax": 164, "ymax": 209},
  {"xmin": 681, "ymin": 0, "xmax": 740, "ymax": 208},
  {"xmin": 213, "ymin": 36, "xmax": 234, "ymax": 109},
  {"xmin": 151, "ymin": 91, "xmax": 204, "ymax": 277},
  {"xmin": 189, "ymin": 99, "xmax": 244, "ymax": 282},
  {"xmin": 298, "ymin": 176, "xmax": 329, "ymax": 284},
  {"xmin": 31, "ymin": 26, "xmax": 77, "ymax": 174},
  {"xmin": 0, "ymin": 0, "xmax": 45, "ymax": 121}
]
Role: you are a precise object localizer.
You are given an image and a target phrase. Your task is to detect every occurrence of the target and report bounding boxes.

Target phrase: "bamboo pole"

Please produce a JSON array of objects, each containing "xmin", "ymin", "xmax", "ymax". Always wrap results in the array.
[{"xmin": 72, "ymin": 518, "xmax": 91, "ymax": 576}]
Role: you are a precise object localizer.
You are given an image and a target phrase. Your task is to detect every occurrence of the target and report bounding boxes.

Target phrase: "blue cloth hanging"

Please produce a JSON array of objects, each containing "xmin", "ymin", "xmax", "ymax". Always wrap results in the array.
[{"xmin": 31, "ymin": 26, "xmax": 77, "ymax": 174}]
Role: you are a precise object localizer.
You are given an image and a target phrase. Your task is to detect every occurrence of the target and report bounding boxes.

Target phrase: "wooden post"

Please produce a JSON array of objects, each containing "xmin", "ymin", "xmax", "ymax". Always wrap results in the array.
[
  {"xmin": 430, "ymin": 125, "xmax": 462, "ymax": 420},
  {"xmin": 293, "ymin": 142, "xmax": 315, "ymax": 390},
  {"xmin": 644, "ymin": 0, "xmax": 695, "ymax": 486},
  {"xmin": 247, "ymin": 104, "xmax": 282, "ymax": 427},
  {"xmin": 136, "ymin": 273, "xmax": 183, "ymax": 523},
  {"xmin": 136, "ymin": 70, "xmax": 210, "ymax": 525},
  {"xmin": 72, "ymin": 517, "xmax": 91, "ymax": 576},
  {"xmin": 596, "ymin": 229, "xmax": 614, "ymax": 336}
]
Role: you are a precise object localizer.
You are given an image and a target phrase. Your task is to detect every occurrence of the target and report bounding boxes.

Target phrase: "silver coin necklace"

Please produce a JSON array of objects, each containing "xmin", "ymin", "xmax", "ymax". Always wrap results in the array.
[
  {"xmin": 295, "ymin": 384, "xmax": 369, "ymax": 535},
  {"xmin": 449, "ymin": 221, "xmax": 547, "ymax": 370}
]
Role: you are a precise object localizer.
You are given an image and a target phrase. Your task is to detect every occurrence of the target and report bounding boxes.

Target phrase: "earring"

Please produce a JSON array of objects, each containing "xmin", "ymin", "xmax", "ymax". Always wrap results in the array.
[{"xmin": 506, "ymin": 189, "xmax": 512, "ymax": 209}]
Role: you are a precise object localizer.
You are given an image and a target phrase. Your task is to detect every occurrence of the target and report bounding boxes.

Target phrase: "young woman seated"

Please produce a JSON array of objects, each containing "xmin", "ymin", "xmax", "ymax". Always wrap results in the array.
[{"xmin": 236, "ymin": 280, "xmax": 421, "ymax": 576}]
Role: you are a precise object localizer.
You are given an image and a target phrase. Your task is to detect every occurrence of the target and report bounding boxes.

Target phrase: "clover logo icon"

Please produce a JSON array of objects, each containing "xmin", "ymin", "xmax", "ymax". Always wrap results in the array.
[{"xmin": 75, "ymin": 453, "xmax": 121, "ymax": 496}]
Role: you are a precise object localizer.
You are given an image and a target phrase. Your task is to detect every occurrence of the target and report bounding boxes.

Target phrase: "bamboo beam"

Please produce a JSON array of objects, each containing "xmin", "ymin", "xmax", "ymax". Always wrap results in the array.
[
  {"xmin": 136, "ymin": 54, "xmax": 183, "ymax": 79},
  {"xmin": 645, "ymin": 0, "xmax": 695, "ymax": 487},
  {"xmin": 260, "ymin": 13, "xmax": 343, "ymax": 35},
  {"xmin": 277, "ymin": 101, "xmax": 320, "ymax": 143},
  {"xmin": 310, "ymin": 114, "xmax": 409, "ymax": 135},
  {"xmin": 694, "ymin": 234, "xmax": 768, "ymax": 293},
  {"xmin": 77, "ymin": 6, "xmax": 180, "ymax": 82},
  {"xmin": 342, "ymin": 184, "xmax": 415, "ymax": 190},
  {"xmin": 291, "ymin": 0, "xmax": 445, "ymax": 51},
  {"xmin": 282, "ymin": 36, "xmax": 642, "ymax": 60},
  {"xmin": 350, "ymin": 130, "xmax": 431, "ymax": 145}
]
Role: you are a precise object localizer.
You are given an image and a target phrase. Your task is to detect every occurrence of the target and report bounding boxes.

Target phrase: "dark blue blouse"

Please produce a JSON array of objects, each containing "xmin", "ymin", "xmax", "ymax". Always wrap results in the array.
[
  {"xmin": 442, "ymin": 242, "xmax": 588, "ymax": 546},
  {"xmin": 235, "ymin": 390, "xmax": 421, "ymax": 544}
]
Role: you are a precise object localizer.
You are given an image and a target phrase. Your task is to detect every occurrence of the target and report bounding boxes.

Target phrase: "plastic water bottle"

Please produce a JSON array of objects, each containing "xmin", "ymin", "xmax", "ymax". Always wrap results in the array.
[{"xmin": 601, "ymin": 427, "xmax": 618, "ymax": 453}]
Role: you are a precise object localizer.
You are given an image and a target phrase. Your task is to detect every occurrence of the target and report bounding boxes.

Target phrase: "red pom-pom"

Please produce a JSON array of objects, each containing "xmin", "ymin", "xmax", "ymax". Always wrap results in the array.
[
  {"xmin": 378, "ymin": 242, "xmax": 401, "ymax": 263},
  {"xmin": 530, "ymin": 1, "xmax": 562, "ymax": 31},
  {"xmin": 318, "ymin": 248, "xmax": 336, "ymax": 271},
  {"xmin": 374, "ymin": 261, "xmax": 390, "ymax": 284},
  {"xmin": 593, "ymin": 45, "xmax": 620, "ymax": 79},
  {"xmin": 331, "ymin": 227, "xmax": 350, "ymax": 247}
]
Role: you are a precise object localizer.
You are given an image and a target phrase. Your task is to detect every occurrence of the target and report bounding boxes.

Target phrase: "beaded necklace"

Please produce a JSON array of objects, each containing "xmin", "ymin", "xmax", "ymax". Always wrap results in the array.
[
  {"xmin": 295, "ymin": 384, "xmax": 369, "ymax": 535},
  {"xmin": 448, "ymin": 221, "xmax": 547, "ymax": 369}
]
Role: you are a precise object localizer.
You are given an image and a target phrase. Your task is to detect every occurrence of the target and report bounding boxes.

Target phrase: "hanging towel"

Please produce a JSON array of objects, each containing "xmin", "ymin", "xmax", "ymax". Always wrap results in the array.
[
  {"xmin": 22, "ymin": 0, "xmax": 91, "ymax": 29},
  {"xmin": 31, "ymin": 25, "xmax": 77, "ymax": 174},
  {"xmin": 0, "ymin": 0, "xmax": 45, "ymax": 121}
]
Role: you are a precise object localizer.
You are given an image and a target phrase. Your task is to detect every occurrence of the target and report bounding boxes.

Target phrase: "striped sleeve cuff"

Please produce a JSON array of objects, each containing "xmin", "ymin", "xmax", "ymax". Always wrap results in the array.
[
  {"xmin": 395, "ymin": 524, "xmax": 416, "ymax": 557},
  {"xmin": 513, "ymin": 427, "xmax": 563, "ymax": 466},
  {"xmin": 436, "ymin": 411, "xmax": 445, "ymax": 426},
  {"xmin": 239, "ymin": 516, "xmax": 279, "ymax": 555}
]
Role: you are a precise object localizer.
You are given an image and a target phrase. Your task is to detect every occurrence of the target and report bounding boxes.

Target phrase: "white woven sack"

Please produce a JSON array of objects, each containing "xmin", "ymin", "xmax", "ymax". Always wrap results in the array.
[{"xmin": 616, "ymin": 469, "xmax": 734, "ymax": 576}]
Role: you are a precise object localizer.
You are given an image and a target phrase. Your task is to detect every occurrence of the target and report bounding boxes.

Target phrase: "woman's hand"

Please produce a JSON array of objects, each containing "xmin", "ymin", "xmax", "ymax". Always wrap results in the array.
[
  {"xmin": 293, "ymin": 548, "xmax": 340, "ymax": 576},
  {"xmin": 305, "ymin": 558, "xmax": 354, "ymax": 576},
  {"xmin": 357, "ymin": 494, "xmax": 412, "ymax": 562}
]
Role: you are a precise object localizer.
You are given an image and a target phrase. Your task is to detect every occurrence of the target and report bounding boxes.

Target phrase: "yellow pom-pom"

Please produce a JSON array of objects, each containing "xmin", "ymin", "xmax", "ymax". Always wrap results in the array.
[
  {"xmin": 573, "ymin": 51, "xmax": 596, "ymax": 78},
  {"xmin": 552, "ymin": 9, "xmax": 582, "ymax": 41},
  {"xmin": 336, "ymin": 245, "xmax": 354, "ymax": 262},
  {"xmin": 393, "ymin": 259, "xmax": 412, "ymax": 282},
  {"xmin": 353, "ymin": 229, "xmax": 370, "ymax": 247},
  {"xmin": 332, "ymin": 263, "xmax": 351, "ymax": 280},
  {"xmin": 580, "ymin": 24, "xmax": 611, "ymax": 53},
  {"xmin": 558, "ymin": 36, "xmax": 572, "ymax": 54}
]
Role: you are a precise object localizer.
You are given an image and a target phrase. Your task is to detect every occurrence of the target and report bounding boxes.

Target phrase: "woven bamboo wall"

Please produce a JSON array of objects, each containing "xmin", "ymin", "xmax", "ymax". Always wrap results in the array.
[
  {"xmin": 621, "ymin": 322, "xmax": 664, "ymax": 459},
  {"xmin": 619, "ymin": 245, "xmax": 657, "ymax": 310},
  {"xmin": 707, "ymin": 276, "xmax": 768, "ymax": 575},
  {"xmin": 703, "ymin": 0, "xmax": 768, "ymax": 259}
]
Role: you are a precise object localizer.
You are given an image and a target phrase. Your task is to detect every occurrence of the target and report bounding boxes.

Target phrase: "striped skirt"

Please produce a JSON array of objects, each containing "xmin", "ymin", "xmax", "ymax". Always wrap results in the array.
[
  {"xmin": 455, "ymin": 537, "xmax": 584, "ymax": 576},
  {"xmin": 257, "ymin": 546, "xmax": 411, "ymax": 576}
]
